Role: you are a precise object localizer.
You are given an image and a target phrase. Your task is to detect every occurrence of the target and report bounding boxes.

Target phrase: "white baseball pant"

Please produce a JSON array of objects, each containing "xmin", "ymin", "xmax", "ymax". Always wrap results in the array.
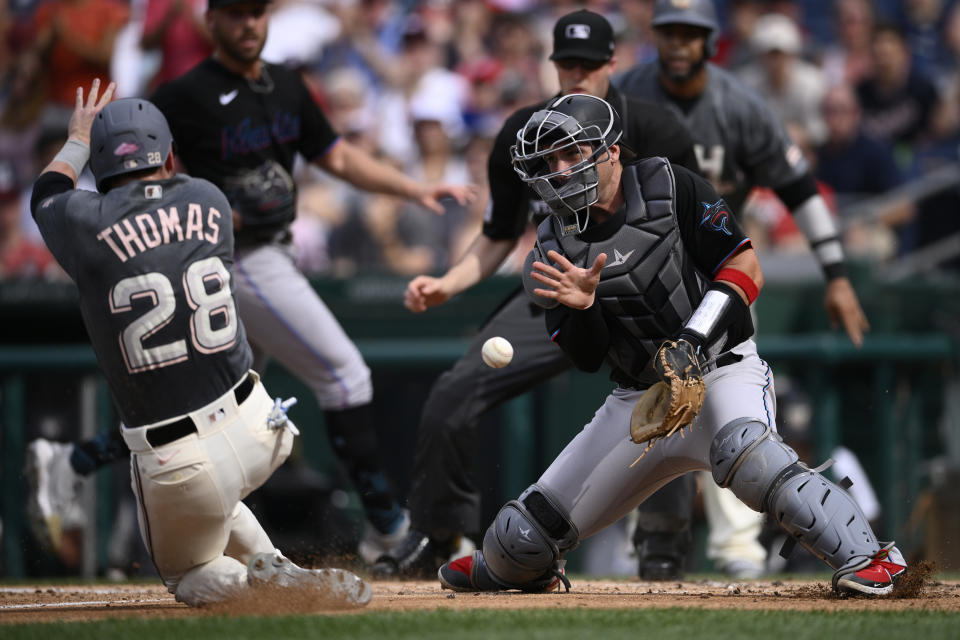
[{"xmin": 123, "ymin": 371, "xmax": 294, "ymax": 606}]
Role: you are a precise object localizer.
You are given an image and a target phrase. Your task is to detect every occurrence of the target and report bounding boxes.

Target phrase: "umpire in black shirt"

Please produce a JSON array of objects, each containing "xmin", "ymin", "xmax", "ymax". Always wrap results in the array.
[{"xmin": 376, "ymin": 10, "xmax": 699, "ymax": 578}]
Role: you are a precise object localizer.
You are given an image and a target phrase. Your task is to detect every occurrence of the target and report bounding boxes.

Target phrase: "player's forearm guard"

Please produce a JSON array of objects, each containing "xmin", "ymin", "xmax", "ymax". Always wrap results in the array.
[{"xmin": 791, "ymin": 194, "xmax": 847, "ymax": 280}]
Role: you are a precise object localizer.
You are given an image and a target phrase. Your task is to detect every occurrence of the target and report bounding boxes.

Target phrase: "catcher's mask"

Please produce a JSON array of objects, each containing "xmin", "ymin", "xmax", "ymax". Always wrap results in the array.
[
  {"xmin": 511, "ymin": 94, "xmax": 623, "ymax": 237},
  {"xmin": 90, "ymin": 98, "xmax": 173, "ymax": 193}
]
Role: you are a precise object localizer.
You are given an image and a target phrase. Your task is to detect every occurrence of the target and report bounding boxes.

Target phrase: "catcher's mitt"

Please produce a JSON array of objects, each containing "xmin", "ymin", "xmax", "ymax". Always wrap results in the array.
[{"xmin": 628, "ymin": 339, "xmax": 705, "ymax": 465}]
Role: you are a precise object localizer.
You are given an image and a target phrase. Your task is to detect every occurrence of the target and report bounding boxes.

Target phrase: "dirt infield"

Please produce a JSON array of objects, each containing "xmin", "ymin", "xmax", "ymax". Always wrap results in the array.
[{"xmin": 2, "ymin": 570, "xmax": 958, "ymax": 624}]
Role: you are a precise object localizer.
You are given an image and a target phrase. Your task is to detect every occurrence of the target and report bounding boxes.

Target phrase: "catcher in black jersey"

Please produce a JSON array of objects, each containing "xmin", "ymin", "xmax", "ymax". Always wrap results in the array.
[
  {"xmin": 613, "ymin": 0, "xmax": 874, "ymax": 580},
  {"xmin": 30, "ymin": 81, "xmax": 371, "ymax": 607},
  {"xmin": 435, "ymin": 93, "xmax": 906, "ymax": 599},
  {"xmin": 375, "ymin": 9, "xmax": 699, "ymax": 579}
]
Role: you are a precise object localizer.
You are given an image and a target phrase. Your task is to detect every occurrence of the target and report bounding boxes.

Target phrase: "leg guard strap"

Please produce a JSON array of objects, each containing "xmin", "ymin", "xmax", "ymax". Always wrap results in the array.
[{"xmin": 481, "ymin": 484, "xmax": 578, "ymax": 591}]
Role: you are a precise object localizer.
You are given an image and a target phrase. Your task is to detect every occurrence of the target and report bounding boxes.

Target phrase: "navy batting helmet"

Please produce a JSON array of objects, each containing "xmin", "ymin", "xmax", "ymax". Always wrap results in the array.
[
  {"xmin": 511, "ymin": 94, "xmax": 623, "ymax": 236},
  {"xmin": 89, "ymin": 98, "xmax": 173, "ymax": 192},
  {"xmin": 651, "ymin": 0, "xmax": 720, "ymax": 58}
]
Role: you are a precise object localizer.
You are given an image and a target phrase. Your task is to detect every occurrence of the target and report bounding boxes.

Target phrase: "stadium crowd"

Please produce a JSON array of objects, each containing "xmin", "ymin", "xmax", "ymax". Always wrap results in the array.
[{"xmin": 0, "ymin": 0, "xmax": 958, "ymax": 281}]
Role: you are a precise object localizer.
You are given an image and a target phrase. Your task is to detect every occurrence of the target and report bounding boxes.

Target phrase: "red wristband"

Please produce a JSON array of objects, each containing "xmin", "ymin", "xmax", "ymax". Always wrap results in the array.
[{"xmin": 715, "ymin": 268, "xmax": 759, "ymax": 305}]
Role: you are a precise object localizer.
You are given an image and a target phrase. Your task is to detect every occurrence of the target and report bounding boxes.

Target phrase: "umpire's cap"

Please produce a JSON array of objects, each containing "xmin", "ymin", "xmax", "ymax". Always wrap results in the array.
[
  {"xmin": 549, "ymin": 10, "xmax": 615, "ymax": 62},
  {"xmin": 89, "ymin": 98, "xmax": 173, "ymax": 192}
]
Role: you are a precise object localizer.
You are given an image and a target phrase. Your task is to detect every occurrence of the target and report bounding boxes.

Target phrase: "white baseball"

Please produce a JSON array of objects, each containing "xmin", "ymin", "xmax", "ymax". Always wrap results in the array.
[{"xmin": 481, "ymin": 336, "xmax": 514, "ymax": 368}]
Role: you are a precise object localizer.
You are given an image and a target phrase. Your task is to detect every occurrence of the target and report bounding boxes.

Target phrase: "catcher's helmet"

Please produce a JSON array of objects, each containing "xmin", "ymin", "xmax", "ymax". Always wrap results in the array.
[
  {"xmin": 651, "ymin": 0, "xmax": 720, "ymax": 58},
  {"xmin": 89, "ymin": 98, "xmax": 173, "ymax": 192},
  {"xmin": 511, "ymin": 94, "xmax": 622, "ymax": 236}
]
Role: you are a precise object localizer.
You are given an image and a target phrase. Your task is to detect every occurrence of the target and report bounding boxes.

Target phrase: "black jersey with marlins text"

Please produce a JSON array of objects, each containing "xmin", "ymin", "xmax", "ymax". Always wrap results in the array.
[
  {"xmin": 615, "ymin": 62, "xmax": 813, "ymax": 214},
  {"xmin": 151, "ymin": 59, "xmax": 340, "ymax": 244},
  {"xmin": 32, "ymin": 173, "xmax": 252, "ymax": 427}
]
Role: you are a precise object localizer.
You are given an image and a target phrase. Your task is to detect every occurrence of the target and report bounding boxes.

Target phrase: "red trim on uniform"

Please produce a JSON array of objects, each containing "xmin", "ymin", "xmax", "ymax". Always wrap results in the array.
[{"xmin": 715, "ymin": 268, "xmax": 759, "ymax": 305}]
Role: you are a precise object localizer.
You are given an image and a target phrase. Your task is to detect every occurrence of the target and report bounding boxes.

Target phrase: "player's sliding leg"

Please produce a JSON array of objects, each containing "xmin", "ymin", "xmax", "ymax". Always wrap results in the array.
[
  {"xmin": 710, "ymin": 418, "xmax": 906, "ymax": 595},
  {"xmin": 24, "ymin": 430, "xmax": 130, "ymax": 551}
]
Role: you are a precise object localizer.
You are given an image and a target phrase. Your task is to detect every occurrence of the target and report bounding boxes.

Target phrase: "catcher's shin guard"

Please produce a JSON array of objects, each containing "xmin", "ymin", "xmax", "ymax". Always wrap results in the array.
[
  {"xmin": 481, "ymin": 485, "xmax": 577, "ymax": 592},
  {"xmin": 710, "ymin": 418, "xmax": 880, "ymax": 570}
]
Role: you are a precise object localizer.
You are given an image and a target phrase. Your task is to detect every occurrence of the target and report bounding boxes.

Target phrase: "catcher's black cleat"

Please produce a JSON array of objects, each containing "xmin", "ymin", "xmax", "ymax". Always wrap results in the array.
[{"xmin": 370, "ymin": 529, "xmax": 455, "ymax": 579}]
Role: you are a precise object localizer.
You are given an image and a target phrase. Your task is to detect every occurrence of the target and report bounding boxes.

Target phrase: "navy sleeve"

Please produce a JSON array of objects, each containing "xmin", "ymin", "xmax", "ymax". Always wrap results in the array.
[
  {"xmin": 293, "ymin": 70, "xmax": 340, "ymax": 162},
  {"xmin": 31, "ymin": 172, "xmax": 79, "ymax": 279},
  {"xmin": 483, "ymin": 105, "xmax": 541, "ymax": 240},
  {"xmin": 673, "ymin": 164, "xmax": 751, "ymax": 277},
  {"xmin": 544, "ymin": 301, "xmax": 610, "ymax": 372}
]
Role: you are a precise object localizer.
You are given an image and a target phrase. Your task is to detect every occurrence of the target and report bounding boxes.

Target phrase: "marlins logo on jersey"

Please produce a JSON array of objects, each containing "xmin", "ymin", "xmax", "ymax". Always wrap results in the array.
[{"xmin": 700, "ymin": 199, "xmax": 732, "ymax": 235}]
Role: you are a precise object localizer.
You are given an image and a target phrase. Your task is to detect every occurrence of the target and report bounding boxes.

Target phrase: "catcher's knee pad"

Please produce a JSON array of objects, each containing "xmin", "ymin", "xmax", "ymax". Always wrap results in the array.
[
  {"xmin": 710, "ymin": 418, "xmax": 797, "ymax": 511},
  {"xmin": 710, "ymin": 418, "xmax": 879, "ymax": 569},
  {"xmin": 482, "ymin": 484, "xmax": 579, "ymax": 590}
]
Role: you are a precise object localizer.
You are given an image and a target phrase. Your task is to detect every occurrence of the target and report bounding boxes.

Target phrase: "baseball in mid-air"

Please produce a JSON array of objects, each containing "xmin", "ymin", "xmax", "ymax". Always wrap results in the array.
[{"xmin": 481, "ymin": 336, "xmax": 514, "ymax": 368}]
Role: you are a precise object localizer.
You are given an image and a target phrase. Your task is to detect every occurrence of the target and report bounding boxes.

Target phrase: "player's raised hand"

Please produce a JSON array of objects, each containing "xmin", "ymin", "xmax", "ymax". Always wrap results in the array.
[
  {"xmin": 68, "ymin": 79, "xmax": 116, "ymax": 145},
  {"xmin": 404, "ymin": 275, "xmax": 451, "ymax": 312},
  {"xmin": 415, "ymin": 183, "xmax": 478, "ymax": 214},
  {"xmin": 530, "ymin": 249, "xmax": 607, "ymax": 310},
  {"xmin": 824, "ymin": 276, "xmax": 870, "ymax": 347}
]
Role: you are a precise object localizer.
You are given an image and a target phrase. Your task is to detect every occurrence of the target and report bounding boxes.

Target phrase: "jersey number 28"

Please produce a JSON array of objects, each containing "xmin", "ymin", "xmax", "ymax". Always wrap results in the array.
[{"xmin": 110, "ymin": 256, "xmax": 238, "ymax": 374}]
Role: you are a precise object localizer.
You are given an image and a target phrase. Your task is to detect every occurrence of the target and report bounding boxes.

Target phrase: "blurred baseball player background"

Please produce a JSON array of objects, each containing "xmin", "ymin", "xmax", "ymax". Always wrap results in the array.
[{"xmin": 1, "ymin": 0, "xmax": 959, "ymax": 581}]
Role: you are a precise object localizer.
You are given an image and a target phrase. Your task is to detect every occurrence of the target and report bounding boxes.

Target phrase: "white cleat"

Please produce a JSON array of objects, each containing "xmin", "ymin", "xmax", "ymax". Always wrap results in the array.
[
  {"xmin": 358, "ymin": 508, "xmax": 410, "ymax": 565},
  {"xmin": 247, "ymin": 552, "xmax": 372, "ymax": 607},
  {"xmin": 24, "ymin": 439, "xmax": 86, "ymax": 552}
]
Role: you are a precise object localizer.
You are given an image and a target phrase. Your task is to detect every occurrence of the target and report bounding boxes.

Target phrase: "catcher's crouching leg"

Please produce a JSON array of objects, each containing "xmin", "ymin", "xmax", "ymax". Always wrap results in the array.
[
  {"xmin": 438, "ymin": 485, "xmax": 577, "ymax": 593},
  {"xmin": 709, "ymin": 418, "xmax": 894, "ymax": 593}
]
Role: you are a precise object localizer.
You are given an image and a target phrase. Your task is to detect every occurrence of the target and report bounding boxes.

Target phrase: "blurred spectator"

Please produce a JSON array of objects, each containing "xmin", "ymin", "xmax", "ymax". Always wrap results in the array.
[
  {"xmin": 738, "ymin": 12, "xmax": 828, "ymax": 144},
  {"xmin": 450, "ymin": 0, "xmax": 495, "ymax": 69},
  {"xmin": 615, "ymin": 0, "xmax": 658, "ymax": 70},
  {"xmin": 140, "ymin": 0, "xmax": 212, "ymax": 91},
  {"xmin": 816, "ymin": 83, "xmax": 914, "ymax": 258},
  {"xmin": 26, "ymin": 0, "xmax": 130, "ymax": 112},
  {"xmin": 820, "ymin": 0, "xmax": 876, "ymax": 86},
  {"xmin": 375, "ymin": 12, "xmax": 468, "ymax": 165},
  {"xmin": 895, "ymin": 0, "xmax": 952, "ymax": 81},
  {"xmin": 327, "ymin": 191, "xmax": 435, "ymax": 277},
  {"xmin": 487, "ymin": 11, "xmax": 544, "ymax": 105},
  {"xmin": 856, "ymin": 22, "xmax": 940, "ymax": 149},
  {"xmin": 396, "ymin": 96, "xmax": 472, "ymax": 273},
  {"xmin": 314, "ymin": 0, "xmax": 401, "ymax": 92},
  {"xmin": 457, "ymin": 56, "xmax": 507, "ymax": 138},
  {"xmin": 0, "ymin": 158, "xmax": 59, "ymax": 279},
  {"xmin": 905, "ymin": 79, "xmax": 960, "ymax": 271},
  {"xmin": 713, "ymin": 0, "xmax": 764, "ymax": 69},
  {"xmin": 261, "ymin": 0, "xmax": 340, "ymax": 67}
]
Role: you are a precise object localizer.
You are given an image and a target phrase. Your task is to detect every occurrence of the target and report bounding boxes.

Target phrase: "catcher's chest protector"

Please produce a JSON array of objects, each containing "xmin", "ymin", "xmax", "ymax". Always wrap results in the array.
[{"xmin": 536, "ymin": 158, "xmax": 708, "ymax": 385}]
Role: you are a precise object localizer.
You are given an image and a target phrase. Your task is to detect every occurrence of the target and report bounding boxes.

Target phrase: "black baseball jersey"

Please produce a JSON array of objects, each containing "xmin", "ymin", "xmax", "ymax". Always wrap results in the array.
[
  {"xmin": 32, "ymin": 172, "xmax": 252, "ymax": 427},
  {"xmin": 542, "ymin": 162, "xmax": 752, "ymax": 383},
  {"xmin": 151, "ymin": 58, "xmax": 339, "ymax": 242},
  {"xmin": 615, "ymin": 62, "xmax": 815, "ymax": 213},
  {"xmin": 483, "ymin": 85, "xmax": 699, "ymax": 240}
]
